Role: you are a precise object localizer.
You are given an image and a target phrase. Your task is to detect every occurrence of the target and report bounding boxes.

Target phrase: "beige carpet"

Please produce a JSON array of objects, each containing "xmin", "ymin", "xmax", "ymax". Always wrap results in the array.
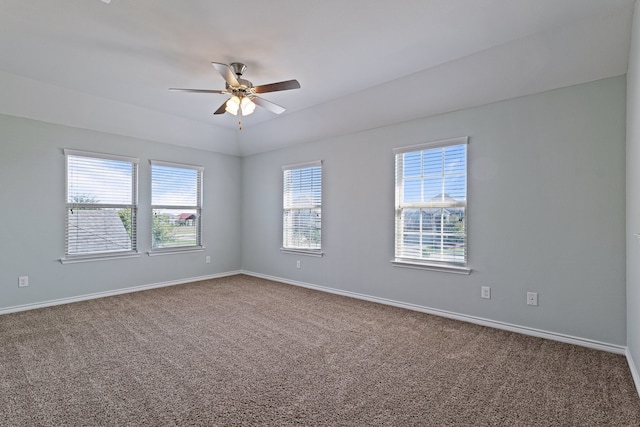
[{"xmin": 0, "ymin": 274, "xmax": 638, "ymax": 426}]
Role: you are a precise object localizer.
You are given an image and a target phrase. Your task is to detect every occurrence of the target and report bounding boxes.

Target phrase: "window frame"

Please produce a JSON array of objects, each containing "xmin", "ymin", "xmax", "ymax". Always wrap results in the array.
[
  {"xmin": 281, "ymin": 160, "xmax": 323, "ymax": 257},
  {"xmin": 61, "ymin": 149, "xmax": 140, "ymax": 264},
  {"xmin": 148, "ymin": 160, "xmax": 204, "ymax": 256},
  {"xmin": 391, "ymin": 137, "xmax": 470, "ymax": 274}
]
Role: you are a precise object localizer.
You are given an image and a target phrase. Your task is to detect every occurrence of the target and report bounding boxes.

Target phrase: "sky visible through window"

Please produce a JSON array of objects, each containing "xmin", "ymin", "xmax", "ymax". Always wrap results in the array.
[
  {"xmin": 67, "ymin": 156, "xmax": 132, "ymax": 204},
  {"xmin": 285, "ymin": 167, "xmax": 321, "ymax": 206},
  {"xmin": 402, "ymin": 145, "xmax": 466, "ymax": 203},
  {"xmin": 66, "ymin": 154, "xmax": 138, "ymax": 257},
  {"xmin": 283, "ymin": 165, "xmax": 322, "ymax": 250},
  {"xmin": 151, "ymin": 163, "xmax": 201, "ymax": 249},
  {"xmin": 67, "ymin": 159, "xmax": 199, "ymax": 206},
  {"xmin": 396, "ymin": 143, "xmax": 467, "ymax": 264},
  {"xmin": 152, "ymin": 165, "xmax": 198, "ymax": 206}
]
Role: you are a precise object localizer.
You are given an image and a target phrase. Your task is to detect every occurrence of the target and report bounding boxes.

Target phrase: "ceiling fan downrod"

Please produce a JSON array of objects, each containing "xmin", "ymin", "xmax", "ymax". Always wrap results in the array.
[{"xmin": 230, "ymin": 62, "xmax": 247, "ymax": 77}]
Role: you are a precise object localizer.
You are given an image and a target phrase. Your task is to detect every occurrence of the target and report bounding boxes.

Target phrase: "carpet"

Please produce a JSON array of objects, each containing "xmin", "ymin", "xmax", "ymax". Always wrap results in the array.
[{"xmin": 0, "ymin": 274, "xmax": 638, "ymax": 426}]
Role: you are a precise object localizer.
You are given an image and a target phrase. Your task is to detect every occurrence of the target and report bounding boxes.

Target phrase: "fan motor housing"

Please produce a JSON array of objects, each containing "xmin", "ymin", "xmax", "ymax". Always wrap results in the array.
[{"xmin": 227, "ymin": 79, "xmax": 255, "ymax": 98}]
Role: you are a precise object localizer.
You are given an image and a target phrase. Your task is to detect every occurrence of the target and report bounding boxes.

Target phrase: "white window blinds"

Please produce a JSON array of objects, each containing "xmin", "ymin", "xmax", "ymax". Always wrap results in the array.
[
  {"xmin": 151, "ymin": 160, "xmax": 203, "ymax": 250},
  {"xmin": 394, "ymin": 137, "xmax": 467, "ymax": 265},
  {"xmin": 282, "ymin": 161, "xmax": 322, "ymax": 251},
  {"xmin": 64, "ymin": 150, "xmax": 138, "ymax": 258}
]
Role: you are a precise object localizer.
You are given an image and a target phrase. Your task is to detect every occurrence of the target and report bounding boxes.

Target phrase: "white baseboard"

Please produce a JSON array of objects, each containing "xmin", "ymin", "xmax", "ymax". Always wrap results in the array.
[
  {"xmin": 0, "ymin": 270, "xmax": 242, "ymax": 316},
  {"xmin": 241, "ymin": 270, "xmax": 627, "ymax": 355},
  {"xmin": 3, "ymin": 268, "xmax": 634, "ymax": 390},
  {"xmin": 626, "ymin": 348, "xmax": 640, "ymax": 398}
]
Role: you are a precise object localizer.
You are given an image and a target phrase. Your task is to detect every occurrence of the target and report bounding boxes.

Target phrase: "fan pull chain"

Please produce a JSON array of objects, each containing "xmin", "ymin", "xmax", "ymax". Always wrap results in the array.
[{"xmin": 238, "ymin": 118, "xmax": 242, "ymax": 130}]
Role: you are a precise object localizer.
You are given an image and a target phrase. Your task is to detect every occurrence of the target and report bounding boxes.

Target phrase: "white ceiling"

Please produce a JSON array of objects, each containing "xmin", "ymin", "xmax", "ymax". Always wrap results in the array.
[{"xmin": 0, "ymin": 0, "xmax": 634, "ymax": 156}]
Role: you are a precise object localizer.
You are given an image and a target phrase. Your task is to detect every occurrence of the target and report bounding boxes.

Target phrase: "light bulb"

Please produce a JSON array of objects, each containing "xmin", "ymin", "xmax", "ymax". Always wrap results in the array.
[
  {"xmin": 240, "ymin": 97, "xmax": 255, "ymax": 116},
  {"xmin": 225, "ymin": 96, "xmax": 240, "ymax": 115}
]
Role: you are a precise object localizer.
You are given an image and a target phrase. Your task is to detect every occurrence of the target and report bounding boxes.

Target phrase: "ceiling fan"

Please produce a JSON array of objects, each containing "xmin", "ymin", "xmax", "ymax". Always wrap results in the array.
[{"xmin": 170, "ymin": 62, "xmax": 300, "ymax": 119}]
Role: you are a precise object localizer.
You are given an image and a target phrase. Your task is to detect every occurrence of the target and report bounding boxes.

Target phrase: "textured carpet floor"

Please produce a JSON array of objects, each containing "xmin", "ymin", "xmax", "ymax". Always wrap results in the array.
[{"xmin": 0, "ymin": 274, "xmax": 639, "ymax": 426}]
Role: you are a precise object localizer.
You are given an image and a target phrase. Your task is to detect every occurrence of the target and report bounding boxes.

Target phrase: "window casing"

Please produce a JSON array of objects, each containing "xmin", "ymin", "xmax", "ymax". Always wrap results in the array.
[
  {"xmin": 150, "ymin": 160, "xmax": 203, "ymax": 253},
  {"xmin": 63, "ymin": 149, "xmax": 139, "ymax": 262},
  {"xmin": 282, "ymin": 161, "xmax": 322, "ymax": 255},
  {"xmin": 394, "ymin": 137, "xmax": 468, "ymax": 270}
]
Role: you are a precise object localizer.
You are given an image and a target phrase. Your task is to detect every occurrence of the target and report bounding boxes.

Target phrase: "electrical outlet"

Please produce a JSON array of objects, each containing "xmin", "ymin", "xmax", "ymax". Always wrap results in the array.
[
  {"xmin": 18, "ymin": 276, "xmax": 28, "ymax": 287},
  {"xmin": 481, "ymin": 286, "xmax": 491, "ymax": 299},
  {"xmin": 527, "ymin": 291, "xmax": 538, "ymax": 306},
  {"xmin": 205, "ymin": 256, "xmax": 211, "ymax": 264},
  {"xmin": 296, "ymin": 260, "xmax": 301, "ymax": 269}
]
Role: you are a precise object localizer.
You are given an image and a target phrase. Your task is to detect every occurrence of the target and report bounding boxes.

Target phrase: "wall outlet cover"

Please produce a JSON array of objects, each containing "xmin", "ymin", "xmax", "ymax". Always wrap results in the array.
[{"xmin": 527, "ymin": 291, "xmax": 538, "ymax": 306}]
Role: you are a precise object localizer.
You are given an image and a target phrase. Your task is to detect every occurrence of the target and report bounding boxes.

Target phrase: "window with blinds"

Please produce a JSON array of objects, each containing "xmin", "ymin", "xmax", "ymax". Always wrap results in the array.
[
  {"xmin": 394, "ymin": 137, "xmax": 468, "ymax": 266},
  {"xmin": 282, "ymin": 161, "xmax": 322, "ymax": 252},
  {"xmin": 150, "ymin": 160, "xmax": 203, "ymax": 251},
  {"xmin": 64, "ymin": 149, "xmax": 138, "ymax": 260}
]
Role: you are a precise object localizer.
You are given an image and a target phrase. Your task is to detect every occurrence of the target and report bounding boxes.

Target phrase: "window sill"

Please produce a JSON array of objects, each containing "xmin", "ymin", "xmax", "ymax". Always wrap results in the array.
[
  {"xmin": 147, "ymin": 247, "xmax": 205, "ymax": 257},
  {"xmin": 60, "ymin": 252, "xmax": 141, "ymax": 264},
  {"xmin": 280, "ymin": 248, "xmax": 324, "ymax": 258},
  {"xmin": 391, "ymin": 259, "xmax": 471, "ymax": 275}
]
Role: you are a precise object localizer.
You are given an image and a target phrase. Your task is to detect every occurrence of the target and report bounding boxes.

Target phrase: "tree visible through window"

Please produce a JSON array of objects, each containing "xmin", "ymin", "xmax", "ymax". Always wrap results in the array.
[
  {"xmin": 64, "ymin": 150, "xmax": 138, "ymax": 259},
  {"xmin": 282, "ymin": 161, "xmax": 322, "ymax": 252},
  {"xmin": 394, "ymin": 138, "xmax": 467, "ymax": 265},
  {"xmin": 150, "ymin": 161, "xmax": 203, "ymax": 251}
]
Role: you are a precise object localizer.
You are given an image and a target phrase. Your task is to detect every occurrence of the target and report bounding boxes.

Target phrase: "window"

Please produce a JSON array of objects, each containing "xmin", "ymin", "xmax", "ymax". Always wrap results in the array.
[
  {"xmin": 150, "ymin": 160, "xmax": 203, "ymax": 253},
  {"xmin": 282, "ymin": 161, "xmax": 322, "ymax": 255},
  {"xmin": 393, "ymin": 137, "xmax": 468, "ymax": 272},
  {"xmin": 63, "ymin": 149, "xmax": 139, "ymax": 262}
]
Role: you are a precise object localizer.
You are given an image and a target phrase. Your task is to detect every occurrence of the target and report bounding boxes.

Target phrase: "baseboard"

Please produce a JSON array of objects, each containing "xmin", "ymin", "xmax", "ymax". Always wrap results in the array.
[
  {"xmin": 626, "ymin": 348, "xmax": 640, "ymax": 397},
  {"xmin": 0, "ymin": 270, "xmax": 242, "ymax": 316},
  {"xmin": 3, "ymin": 268, "xmax": 630, "ymax": 361},
  {"xmin": 241, "ymin": 270, "xmax": 627, "ymax": 355}
]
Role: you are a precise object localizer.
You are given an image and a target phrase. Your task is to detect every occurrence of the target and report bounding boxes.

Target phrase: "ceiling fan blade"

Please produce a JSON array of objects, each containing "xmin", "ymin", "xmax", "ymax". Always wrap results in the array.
[
  {"xmin": 212, "ymin": 62, "xmax": 240, "ymax": 87},
  {"xmin": 251, "ymin": 96, "xmax": 286, "ymax": 114},
  {"xmin": 169, "ymin": 88, "xmax": 227, "ymax": 94},
  {"xmin": 254, "ymin": 79, "xmax": 301, "ymax": 94},
  {"xmin": 213, "ymin": 99, "xmax": 230, "ymax": 115}
]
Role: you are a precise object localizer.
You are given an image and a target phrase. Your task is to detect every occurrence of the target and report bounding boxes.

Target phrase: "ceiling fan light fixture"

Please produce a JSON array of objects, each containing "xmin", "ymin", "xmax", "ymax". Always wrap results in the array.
[
  {"xmin": 240, "ymin": 97, "xmax": 256, "ymax": 116},
  {"xmin": 171, "ymin": 62, "xmax": 301, "ymax": 123},
  {"xmin": 225, "ymin": 96, "xmax": 240, "ymax": 115}
]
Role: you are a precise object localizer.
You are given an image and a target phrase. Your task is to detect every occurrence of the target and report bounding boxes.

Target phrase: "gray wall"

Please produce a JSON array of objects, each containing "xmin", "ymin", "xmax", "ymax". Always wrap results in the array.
[
  {"xmin": 0, "ymin": 75, "xmax": 629, "ymax": 349},
  {"xmin": 242, "ymin": 76, "xmax": 627, "ymax": 346},
  {"xmin": 627, "ymin": 2, "xmax": 640, "ymax": 383},
  {"xmin": 0, "ymin": 115, "xmax": 242, "ymax": 310}
]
